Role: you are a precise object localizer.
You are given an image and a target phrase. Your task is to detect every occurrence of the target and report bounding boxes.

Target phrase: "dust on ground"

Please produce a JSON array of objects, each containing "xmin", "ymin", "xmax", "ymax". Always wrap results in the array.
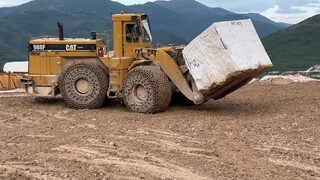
[{"xmin": 0, "ymin": 82, "xmax": 319, "ymax": 180}]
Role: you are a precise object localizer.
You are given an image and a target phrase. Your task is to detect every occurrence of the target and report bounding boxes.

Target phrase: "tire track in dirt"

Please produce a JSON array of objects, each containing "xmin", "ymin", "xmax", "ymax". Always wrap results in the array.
[
  {"xmin": 133, "ymin": 128, "xmax": 204, "ymax": 144},
  {"xmin": 0, "ymin": 161, "xmax": 66, "ymax": 180},
  {"xmin": 255, "ymin": 145, "xmax": 320, "ymax": 178},
  {"xmin": 31, "ymin": 109, "xmax": 75, "ymax": 121},
  {"xmin": 0, "ymin": 93, "xmax": 28, "ymax": 98},
  {"xmin": 124, "ymin": 128, "xmax": 219, "ymax": 159},
  {"xmin": 50, "ymin": 145, "xmax": 210, "ymax": 180},
  {"xmin": 268, "ymin": 158, "xmax": 320, "ymax": 174},
  {"xmin": 0, "ymin": 111, "xmax": 36, "ymax": 125},
  {"xmin": 33, "ymin": 127, "xmax": 215, "ymax": 179}
]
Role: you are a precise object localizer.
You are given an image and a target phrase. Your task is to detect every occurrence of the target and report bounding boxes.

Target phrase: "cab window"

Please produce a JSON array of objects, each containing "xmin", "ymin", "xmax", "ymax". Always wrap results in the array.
[
  {"xmin": 142, "ymin": 20, "xmax": 152, "ymax": 42},
  {"xmin": 126, "ymin": 24, "xmax": 139, "ymax": 43}
]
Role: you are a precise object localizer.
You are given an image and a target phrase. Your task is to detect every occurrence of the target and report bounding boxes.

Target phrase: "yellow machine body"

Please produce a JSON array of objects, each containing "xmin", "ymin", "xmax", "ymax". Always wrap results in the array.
[
  {"xmin": 23, "ymin": 13, "xmax": 195, "ymax": 105},
  {"xmin": 22, "ymin": 12, "xmax": 263, "ymax": 113}
]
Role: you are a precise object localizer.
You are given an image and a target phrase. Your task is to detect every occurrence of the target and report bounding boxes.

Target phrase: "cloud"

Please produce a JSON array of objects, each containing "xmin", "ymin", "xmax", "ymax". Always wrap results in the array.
[
  {"xmin": 197, "ymin": 0, "xmax": 273, "ymax": 12},
  {"xmin": 0, "ymin": 2, "xmax": 17, "ymax": 7},
  {"xmin": 197, "ymin": 0, "xmax": 320, "ymax": 14},
  {"xmin": 112, "ymin": 0, "xmax": 156, "ymax": 5},
  {"xmin": 275, "ymin": 0, "xmax": 320, "ymax": 14},
  {"xmin": 275, "ymin": 7, "xmax": 306, "ymax": 14},
  {"xmin": 196, "ymin": 0, "xmax": 320, "ymax": 23},
  {"xmin": 0, "ymin": 0, "xmax": 29, "ymax": 7},
  {"xmin": 261, "ymin": 2, "xmax": 320, "ymax": 24}
]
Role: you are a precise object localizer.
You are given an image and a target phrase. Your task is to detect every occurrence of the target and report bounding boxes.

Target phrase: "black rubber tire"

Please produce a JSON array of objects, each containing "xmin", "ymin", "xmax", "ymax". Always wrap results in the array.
[
  {"xmin": 59, "ymin": 62, "xmax": 108, "ymax": 109},
  {"xmin": 123, "ymin": 66, "xmax": 172, "ymax": 113}
]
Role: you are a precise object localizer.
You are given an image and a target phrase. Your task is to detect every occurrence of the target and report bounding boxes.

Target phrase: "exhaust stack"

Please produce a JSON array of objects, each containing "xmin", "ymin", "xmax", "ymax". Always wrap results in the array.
[{"xmin": 57, "ymin": 22, "xmax": 64, "ymax": 40}]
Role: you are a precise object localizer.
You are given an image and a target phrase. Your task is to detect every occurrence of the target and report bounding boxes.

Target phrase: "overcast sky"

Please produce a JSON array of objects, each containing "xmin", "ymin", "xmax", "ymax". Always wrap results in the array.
[{"xmin": 0, "ymin": 0, "xmax": 319, "ymax": 24}]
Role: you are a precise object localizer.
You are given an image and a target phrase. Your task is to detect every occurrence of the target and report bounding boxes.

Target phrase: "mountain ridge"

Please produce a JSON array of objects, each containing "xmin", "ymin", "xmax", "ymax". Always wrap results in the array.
[
  {"xmin": 0, "ymin": 0, "xmax": 290, "ymax": 70},
  {"xmin": 262, "ymin": 14, "xmax": 320, "ymax": 71}
]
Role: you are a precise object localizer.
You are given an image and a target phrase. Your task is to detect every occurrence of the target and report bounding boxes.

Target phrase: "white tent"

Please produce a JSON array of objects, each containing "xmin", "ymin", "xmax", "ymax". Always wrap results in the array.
[{"xmin": 3, "ymin": 61, "xmax": 28, "ymax": 73}]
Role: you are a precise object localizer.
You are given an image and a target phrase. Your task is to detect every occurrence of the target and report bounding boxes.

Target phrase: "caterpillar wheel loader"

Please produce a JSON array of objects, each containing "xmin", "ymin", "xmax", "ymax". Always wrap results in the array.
[
  {"xmin": 21, "ymin": 13, "xmax": 196, "ymax": 113},
  {"xmin": 21, "ymin": 12, "xmax": 272, "ymax": 113}
]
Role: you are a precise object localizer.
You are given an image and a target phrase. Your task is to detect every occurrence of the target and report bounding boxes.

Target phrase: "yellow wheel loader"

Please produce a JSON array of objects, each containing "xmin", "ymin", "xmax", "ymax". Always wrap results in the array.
[{"xmin": 21, "ymin": 13, "xmax": 272, "ymax": 113}]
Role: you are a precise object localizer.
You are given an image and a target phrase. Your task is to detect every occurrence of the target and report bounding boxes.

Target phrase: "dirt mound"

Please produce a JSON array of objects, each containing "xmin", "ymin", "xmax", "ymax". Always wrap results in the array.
[
  {"xmin": 306, "ymin": 64, "xmax": 320, "ymax": 72},
  {"xmin": 0, "ymin": 82, "xmax": 319, "ymax": 179},
  {"xmin": 259, "ymin": 75, "xmax": 319, "ymax": 84}
]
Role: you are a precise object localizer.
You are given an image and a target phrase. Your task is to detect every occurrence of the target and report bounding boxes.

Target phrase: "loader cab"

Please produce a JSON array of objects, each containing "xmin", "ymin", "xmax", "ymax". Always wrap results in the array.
[{"xmin": 112, "ymin": 13, "xmax": 152, "ymax": 57}]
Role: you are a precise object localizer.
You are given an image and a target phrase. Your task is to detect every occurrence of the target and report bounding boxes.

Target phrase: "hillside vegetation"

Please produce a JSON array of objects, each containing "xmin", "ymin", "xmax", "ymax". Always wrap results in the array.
[
  {"xmin": 0, "ymin": 0, "xmax": 290, "ymax": 69},
  {"xmin": 262, "ymin": 15, "xmax": 320, "ymax": 71}
]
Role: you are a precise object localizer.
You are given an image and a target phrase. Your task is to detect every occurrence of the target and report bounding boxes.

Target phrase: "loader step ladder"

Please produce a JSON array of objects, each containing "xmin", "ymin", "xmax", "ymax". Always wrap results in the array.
[{"xmin": 108, "ymin": 68, "xmax": 121, "ymax": 98}]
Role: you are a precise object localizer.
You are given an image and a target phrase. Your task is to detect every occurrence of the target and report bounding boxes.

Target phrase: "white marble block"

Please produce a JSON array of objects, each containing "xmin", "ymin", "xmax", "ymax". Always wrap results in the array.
[{"xmin": 183, "ymin": 19, "xmax": 273, "ymax": 95}]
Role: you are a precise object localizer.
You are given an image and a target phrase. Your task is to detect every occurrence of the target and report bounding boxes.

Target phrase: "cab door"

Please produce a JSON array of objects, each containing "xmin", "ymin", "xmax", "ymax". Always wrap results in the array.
[{"xmin": 123, "ymin": 23, "xmax": 141, "ymax": 57}]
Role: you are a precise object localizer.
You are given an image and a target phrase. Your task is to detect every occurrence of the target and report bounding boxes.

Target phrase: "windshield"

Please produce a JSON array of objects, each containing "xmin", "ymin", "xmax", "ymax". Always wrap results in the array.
[{"xmin": 142, "ymin": 20, "xmax": 152, "ymax": 42}]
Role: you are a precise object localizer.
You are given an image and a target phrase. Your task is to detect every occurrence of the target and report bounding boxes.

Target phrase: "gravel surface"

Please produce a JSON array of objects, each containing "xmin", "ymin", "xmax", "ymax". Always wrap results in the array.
[{"xmin": 0, "ymin": 82, "xmax": 319, "ymax": 180}]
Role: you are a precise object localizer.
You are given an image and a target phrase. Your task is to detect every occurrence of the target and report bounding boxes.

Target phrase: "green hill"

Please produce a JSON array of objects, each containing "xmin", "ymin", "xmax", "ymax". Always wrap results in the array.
[
  {"xmin": 0, "ymin": 11, "xmax": 111, "ymax": 69},
  {"xmin": 262, "ymin": 15, "xmax": 320, "ymax": 72},
  {"xmin": 0, "ymin": 0, "xmax": 290, "ymax": 69}
]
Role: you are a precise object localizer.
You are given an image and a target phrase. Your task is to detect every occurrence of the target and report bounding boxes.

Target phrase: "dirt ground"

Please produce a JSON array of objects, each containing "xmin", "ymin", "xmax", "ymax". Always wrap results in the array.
[{"xmin": 0, "ymin": 82, "xmax": 319, "ymax": 180}]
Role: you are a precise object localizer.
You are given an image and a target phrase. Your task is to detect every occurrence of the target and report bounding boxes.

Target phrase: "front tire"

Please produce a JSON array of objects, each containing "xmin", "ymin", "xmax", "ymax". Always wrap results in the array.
[
  {"xmin": 123, "ymin": 66, "xmax": 172, "ymax": 113},
  {"xmin": 59, "ymin": 62, "xmax": 108, "ymax": 109}
]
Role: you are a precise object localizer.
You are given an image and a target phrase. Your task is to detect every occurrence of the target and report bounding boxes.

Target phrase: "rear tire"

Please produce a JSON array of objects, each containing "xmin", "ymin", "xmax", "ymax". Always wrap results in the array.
[
  {"xmin": 123, "ymin": 66, "xmax": 172, "ymax": 113},
  {"xmin": 59, "ymin": 62, "xmax": 108, "ymax": 109}
]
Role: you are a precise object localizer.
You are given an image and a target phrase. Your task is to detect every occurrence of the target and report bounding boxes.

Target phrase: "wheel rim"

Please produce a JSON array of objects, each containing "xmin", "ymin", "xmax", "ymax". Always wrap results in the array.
[
  {"xmin": 75, "ymin": 78, "xmax": 91, "ymax": 94},
  {"xmin": 132, "ymin": 84, "xmax": 147, "ymax": 104}
]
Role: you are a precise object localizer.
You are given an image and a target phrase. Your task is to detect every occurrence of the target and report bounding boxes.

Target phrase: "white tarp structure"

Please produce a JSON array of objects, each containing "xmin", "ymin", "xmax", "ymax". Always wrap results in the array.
[
  {"xmin": 183, "ymin": 19, "xmax": 273, "ymax": 97},
  {"xmin": 3, "ymin": 61, "xmax": 28, "ymax": 73},
  {"xmin": 259, "ymin": 75, "xmax": 320, "ymax": 84}
]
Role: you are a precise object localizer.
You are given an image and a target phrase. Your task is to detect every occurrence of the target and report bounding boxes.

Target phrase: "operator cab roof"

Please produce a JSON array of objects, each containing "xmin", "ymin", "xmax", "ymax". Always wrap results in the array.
[{"xmin": 112, "ymin": 13, "xmax": 147, "ymax": 21}]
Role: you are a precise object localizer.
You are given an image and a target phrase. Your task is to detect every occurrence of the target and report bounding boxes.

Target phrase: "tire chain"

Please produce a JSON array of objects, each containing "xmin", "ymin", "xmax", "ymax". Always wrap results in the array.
[
  {"xmin": 59, "ymin": 63, "xmax": 108, "ymax": 109},
  {"xmin": 123, "ymin": 66, "xmax": 172, "ymax": 113}
]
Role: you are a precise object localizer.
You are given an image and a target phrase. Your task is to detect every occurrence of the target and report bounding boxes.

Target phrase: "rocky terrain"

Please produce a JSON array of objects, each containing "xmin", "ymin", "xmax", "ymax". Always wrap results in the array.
[{"xmin": 0, "ymin": 81, "xmax": 319, "ymax": 179}]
